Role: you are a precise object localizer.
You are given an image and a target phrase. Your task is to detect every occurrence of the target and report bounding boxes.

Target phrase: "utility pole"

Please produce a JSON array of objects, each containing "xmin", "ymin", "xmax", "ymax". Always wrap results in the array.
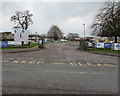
[{"xmin": 83, "ymin": 23, "xmax": 85, "ymax": 38}]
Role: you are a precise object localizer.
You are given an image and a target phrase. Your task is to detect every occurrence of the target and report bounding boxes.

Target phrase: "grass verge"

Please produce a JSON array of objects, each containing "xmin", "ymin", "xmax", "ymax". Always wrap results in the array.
[
  {"xmin": 0, "ymin": 43, "xmax": 38, "ymax": 50},
  {"xmin": 86, "ymin": 47, "xmax": 120, "ymax": 54},
  {"xmin": 76, "ymin": 47, "xmax": 119, "ymax": 54}
]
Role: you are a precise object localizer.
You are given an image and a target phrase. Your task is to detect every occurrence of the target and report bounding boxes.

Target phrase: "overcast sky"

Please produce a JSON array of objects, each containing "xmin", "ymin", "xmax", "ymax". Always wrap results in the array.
[{"xmin": 1, "ymin": 1, "xmax": 105, "ymax": 37}]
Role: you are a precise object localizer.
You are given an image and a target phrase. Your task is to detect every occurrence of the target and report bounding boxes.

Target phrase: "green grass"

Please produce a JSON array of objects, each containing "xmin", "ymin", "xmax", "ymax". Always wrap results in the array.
[
  {"xmin": 29, "ymin": 43, "xmax": 38, "ymax": 48},
  {"xmin": 86, "ymin": 47, "xmax": 120, "ymax": 54},
  {"xmin": 0, "ymin": 43, "xmax": 38, "ymax": 50}
]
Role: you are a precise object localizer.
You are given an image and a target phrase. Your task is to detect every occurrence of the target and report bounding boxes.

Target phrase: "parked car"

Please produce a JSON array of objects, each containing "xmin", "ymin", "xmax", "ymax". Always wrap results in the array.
[{"xmin": 61, "ymin": 39, "xmax": 67, "ymax": 42}]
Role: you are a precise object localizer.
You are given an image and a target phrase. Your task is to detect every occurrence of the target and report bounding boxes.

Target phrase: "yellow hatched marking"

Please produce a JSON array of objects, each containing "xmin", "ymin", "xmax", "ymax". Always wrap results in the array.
[
  {"xmin": 70, "ymin": 62, "xmax": 77, "ymax": 65},
  {"xmin": 12, "ymin": 60, "xmax": 19, "ymax": 63},
  {"xmin": 28, "ymin": 61, "xmax": 33, "ymax": 64},
  {"xmin": 36, "ymin": 61, "xmax": 44, "ymax": 64},
  {"xmin": 21, "ymin": 61, "xmax": 26, "ymax": 64},
  {"xmin": 50, "ymin": 62, "xmax": 65, "ymax": 64},
  {"xmin": 37, "ymin": 61, "xmax": 41, "ymax": 64},
  {"xmin": 97, "ymin": 64, "xmax": 101, "ymax": 66},
  {"xmin": 86, "ymin": 63, "xmax": 92, "ymax": 66},
  {"xmin": 105, "ymin": 64, "xmax": 116, "ymax": 67},
  {"xmin": 78, "ymin": 63, "xmax": 82, "ymax": 66},
  {"xmin": 104, "ymin": 64, "xmax": 109, "ymax": 66}
]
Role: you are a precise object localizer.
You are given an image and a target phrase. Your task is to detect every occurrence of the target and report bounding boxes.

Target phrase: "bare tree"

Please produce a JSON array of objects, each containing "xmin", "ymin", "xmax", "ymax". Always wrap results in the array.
[
  {"xmin": 11, "ymin": 10, "xmax": 33, "ymax": 30},
  {"xmin": 47, "ymin": 25, "xmax": 63, "ymax": 41},
  {"xmin": 91, "ymin": 1, "xmax": 120, "ymax": 43},
  {"xmin": 67, "ymin": 33, "xmax": 79, "ymax": 40}
]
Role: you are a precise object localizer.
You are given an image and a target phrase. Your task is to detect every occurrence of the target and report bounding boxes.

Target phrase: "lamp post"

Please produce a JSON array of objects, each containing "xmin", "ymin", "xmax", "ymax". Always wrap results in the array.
[{"xmin": 83, "ymin": 23, "xmax": 85, "ymax": 38}]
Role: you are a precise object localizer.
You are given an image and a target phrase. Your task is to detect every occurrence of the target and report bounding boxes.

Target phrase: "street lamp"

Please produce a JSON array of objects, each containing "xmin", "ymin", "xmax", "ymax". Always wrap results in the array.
[{"xmin": 83, "ymin": 23, "xmax": 85, "ymax": 38}]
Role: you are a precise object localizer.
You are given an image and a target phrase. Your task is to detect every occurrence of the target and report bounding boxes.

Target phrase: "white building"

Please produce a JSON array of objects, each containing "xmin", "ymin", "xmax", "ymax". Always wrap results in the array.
[{"xmin": 13, "ymin": 26, "xmax": 29, "ymax": 44}]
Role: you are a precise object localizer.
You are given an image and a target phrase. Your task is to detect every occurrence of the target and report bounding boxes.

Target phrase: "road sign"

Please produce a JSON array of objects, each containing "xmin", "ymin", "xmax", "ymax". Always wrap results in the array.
[
  {"xmin": 96, "ymin": 43, "xmax": 104, "ymax": 48},
  {"xmin": 104, "ymin": 43, "xmax": 111, "ymax": 48},
  {"xmin": 39, "ymin": 40, "xmax": 42, "ymax": 44},
  {"xmin": 0, "ymin": 41, "xmax": 8, "ymax": 48},
  {"xmin": 114, "ymin": 43, "xmax": 120, "ymax": 50}
]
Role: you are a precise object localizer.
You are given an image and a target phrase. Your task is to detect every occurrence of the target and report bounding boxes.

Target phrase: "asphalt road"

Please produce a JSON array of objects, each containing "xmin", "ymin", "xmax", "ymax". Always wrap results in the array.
[{"xmin": 2, "ymin": 42, "xmax": 118, "ymax": 94}]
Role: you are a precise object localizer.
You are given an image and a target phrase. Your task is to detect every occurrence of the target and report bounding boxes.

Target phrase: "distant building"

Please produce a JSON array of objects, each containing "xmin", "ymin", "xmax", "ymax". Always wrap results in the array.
[
  {"xmin": 29, "ymin": 34, "xmax": 41, "ymax": 42},
  {"xmin": 86, "ymin": 37, "xmax": 94, "ymax": 40},
  {"xmin": 0, "ymin": 32, "xmax": 14, "ymax": 41},
  {"xmin": 13, "ymin": 26, "xmax": 29, "ymax": 43}
]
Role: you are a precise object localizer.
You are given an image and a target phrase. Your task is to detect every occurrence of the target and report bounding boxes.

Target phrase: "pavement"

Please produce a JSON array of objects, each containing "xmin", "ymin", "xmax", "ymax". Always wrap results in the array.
[{"xmin": 1, "ymin": 42, "xmax": 119, "ymax": 94}]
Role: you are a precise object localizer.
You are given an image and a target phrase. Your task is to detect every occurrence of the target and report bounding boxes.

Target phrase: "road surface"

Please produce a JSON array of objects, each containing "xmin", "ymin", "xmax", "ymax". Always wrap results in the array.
[{"xmin": 2, "ymin": 42, "xmax": 118, "ymax": 94}]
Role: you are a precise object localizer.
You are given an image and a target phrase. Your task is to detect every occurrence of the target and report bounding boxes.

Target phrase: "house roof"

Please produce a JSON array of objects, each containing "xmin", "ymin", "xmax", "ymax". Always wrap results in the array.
[{"xmin": 0, "ymin": 32, "xmax": 14, "ymax": 35}]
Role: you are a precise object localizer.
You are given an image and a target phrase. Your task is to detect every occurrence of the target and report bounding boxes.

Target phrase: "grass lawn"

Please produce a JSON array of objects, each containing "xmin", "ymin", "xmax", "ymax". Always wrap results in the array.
[
  {"xmin": 29, "ymin": 43, "xmax": 38, "ymax": 48},
  {"xmin": 0, "ymin": 43, "xmax": 38, "ymax": 50},
  {"xmin": 86, "ymin": 47, "xmax": 120, "ymax": 54}
]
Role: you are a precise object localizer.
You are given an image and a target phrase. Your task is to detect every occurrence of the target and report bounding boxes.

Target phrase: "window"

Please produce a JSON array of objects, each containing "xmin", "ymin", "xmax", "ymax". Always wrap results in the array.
[{"xmin": 20, "ymin": 34, "xmax": 22, "ymax": 38}]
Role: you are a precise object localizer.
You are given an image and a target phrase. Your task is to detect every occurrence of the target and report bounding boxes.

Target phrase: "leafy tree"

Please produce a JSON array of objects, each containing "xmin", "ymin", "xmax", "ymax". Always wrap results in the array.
[
  {"xmin": 11, "ymin": 10, "xmax": 33, "ymax": 30},
  {"xmin": 91, "ymin": 1, "xmax": 120, "ymax": 43},
  {"xmin": 47, "ymin": 25, "xmax": 63, "ymax": 41}
]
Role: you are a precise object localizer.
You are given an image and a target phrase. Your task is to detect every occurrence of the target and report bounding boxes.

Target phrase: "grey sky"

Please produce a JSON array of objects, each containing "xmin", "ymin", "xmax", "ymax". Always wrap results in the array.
[{"xmin": 1, "ymin": 2, "xmax": 105, "ymax": 37}]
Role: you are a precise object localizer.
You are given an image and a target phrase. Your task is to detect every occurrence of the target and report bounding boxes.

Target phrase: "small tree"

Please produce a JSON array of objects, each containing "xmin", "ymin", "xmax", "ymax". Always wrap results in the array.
[
  {"xmin": 47, "ymin": 25, "xmax": 63, "ymax": 41},
  {"xmin": 11, "ymin": 10, "xmax": 33, "ymax": 30}
]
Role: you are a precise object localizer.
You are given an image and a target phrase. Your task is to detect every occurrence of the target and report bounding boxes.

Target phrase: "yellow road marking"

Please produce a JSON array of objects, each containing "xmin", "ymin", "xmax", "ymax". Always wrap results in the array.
[
  {"xmin": 97, "ymin": 64, "xmax": 101, "ymax": 66},
  {"xmin": 50, "ymin": 62, "xmax": 65, "ymax": 64},
  {"xmin": 0, "ymin": 60, "xmax": 8, "ymax": 63},
  {"xmin": 36, "ymin": 61, "xmax": 44, "ymax": 64},
  {"xmin": 28, "ymin": 61, "xmax": 33, "ymax": 64},
  {"xmin": 21, "ymin": 61, "xmax": 26, "ymax": 64},
  {"xmin": 37, "ymin": 61, "xmax": 41, "ymax": 64},
  {"xmin": 78, "ymin": 63, "xmax": 81, "ymax": 66},
  {"xmin": 70, "ymin": 62, "xmax": 77, "ymax": 65},
  {"xmin": 103, "ymin": 64, "xmax": 109, "ymax": 66},
  {"xmin": 12, "ymin": 60, "xmax": 19, "ymax": 63},
  {"xmin": 86, "ymin": 63, "xmax": 92, "ymax": 66}
]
